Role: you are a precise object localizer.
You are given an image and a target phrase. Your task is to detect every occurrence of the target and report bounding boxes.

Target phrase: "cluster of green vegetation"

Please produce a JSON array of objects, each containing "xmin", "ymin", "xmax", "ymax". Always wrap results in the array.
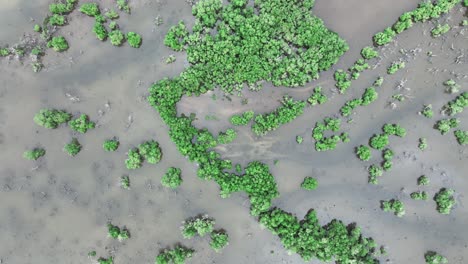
[
  {"xmin": 98, "ymin": 256, "xmax": 114, "ymax": 264},
  {"xmin": 340, "ymin": 87, "xmax": 378, "ymax": 116},
  {"xmin": 117, "ymin": 0, "xmax": 131, "ymax": 13},
  {"xmin": 356, "ymin": 145, "xmax": 372, "ymax": 161},
  {"xmin": 230, "ymin": 111, "xmax": 255, "ymax": 126},
  {"xmin": 381, "ymin": 148, "xmax": 394, "ymax": 171},
  {"xmin": 103, "ymin": 139, "xmax": 119, "ymax": 151},
  {"xmin": 441, "ymin": 92, "xmax": 468, "ymax": 116},
  {"xmin": 307, "ymin": 86, "xmax": 327, "ymax": 106},
  {"xmin": 210, "ymin": 230, "xmax": 229, "ymax": 252},
  {"xmin": 311, "ymin": 117, "xmax": 348, "ymax": 151},
  {"xmin": 418, "ymin": 137, "xmax": 428, "ymax": 150},
  {"xmin": 120, "ymin": 175, "xmax": 130, "ymax": 189},
  {"xmin": 418, "ymin": 175, "xmax": 430, "ymax": 186},
  {"xmin": 382, "ymin": 123, "xmax": 406, "ymax": 137},
  {"xmin": 47, "ymin": 36, "xmax": 69, "ymax": 52},
  {"xmin": 34, "ymin": 109, "xmax": 72, "ymax": 129},
  {"xmin": 387, "ymin": 61, "xmax": 406, "ymax": 75},
  {"xmin": 23, "ymin": 148, "xmax": 46, "ymax": 160},
  {"xmin": 181, "ymin": 215, "xmax": 214, "ymax": 239},
  {"xmin": 373, "ymin": 0, "xmax": 461, "ymax": 46},
  {"xmin": 125, "ymin": 148, "xmax": 143, "ymax": 169},
  {"xmin": 420, "ymin": 104, "xmax": 433, "ymax": 118},
  {"xmin": 64, "ymin": 138, "xmax": 81, "ymax": 156},
  {"xmin": 296, "ymin": 135, "xmax": 303, "ymax": 144},
  {"xmin": 381, "ymin": 199, "xmax": 405, "ymax": 217},
  {"xmin": 431, "ymin": 24, "xmax": 451, "ymax": 37},
  {"xmin": 69, "ymin": 114, "xmax": 95, "ymax": 133},
  {"xmin": 300, "ymin": 177, "xmax": 318, "ymax": 190},
  {"xmin": 48, "ymin": 14, "xmax": 66, "ymax": 26},
  {"xmin": 334, "ymin": 70, "xmax": 351, "ymax": 93},
  {"xmin": 411, "ymin": 191, "xmax": 428, "ymax": 200},
  {"xmin": 107, "ymin": 223, "xmax": 130, "ymax": 241},
  {"xmin": 374, "ymin": 77, "xmax": 384, "ymax": 87},
  {"xmin": 454, "ymin": 130, "xmax": 467, "ymax": 145},
  {"xmin": 434, "ymin": 188, "xmax": 455, "ymax": 214},
  {"xmin": 369, "ymin": 134, "xmax": 389, "ymax": 150},
  {"xmin": 259, "ymin": 208, "xmax": 379, "ymax": 263},
  {"xmin": 349, "ymin": 59, "xmax": 370, "ymax": 80},
  {"xmin": 155, "ymin": 245, "xmax": 194, "ymax": 264},
  {"xmin": 127, "ymin": 32, "xmax": 142, "ymax": 48},
  {"xmin": 435, "ymin": 118, "xmax": 459, "ymax": 134},
  {"xmin": 443, "ymin": 79, "xmax": 460, "ymax": 94},
  {"xmin": 125, "ymin": 140, "xmax": 163, "ymax": 169},
  {"xmin": 361, "ymin": 46, "xmax": 379, "ymax": 60},
  {"xmin": 368, "ymin": 164, "xmax": 383, "ymax": 184},
  {"xmin": 424, "ymin": 251, "xmax": 448, "ymax": 264},
  {"xmin": 161, "ymin": 167, "xmax": 182, "ymax": 189},
  {"xmin": 251, "ymin": 96, "xmax": 306, "ymax": 136},
  {"xmin": 217, "ymin": 129, "xmax": 237, "ymax": 144}
]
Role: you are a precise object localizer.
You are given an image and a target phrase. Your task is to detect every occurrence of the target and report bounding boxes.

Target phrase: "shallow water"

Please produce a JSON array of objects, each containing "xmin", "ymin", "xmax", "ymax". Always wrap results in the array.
[{"xmin": 0, "ymin": 0, "xmax": 467, "ymax": 263}]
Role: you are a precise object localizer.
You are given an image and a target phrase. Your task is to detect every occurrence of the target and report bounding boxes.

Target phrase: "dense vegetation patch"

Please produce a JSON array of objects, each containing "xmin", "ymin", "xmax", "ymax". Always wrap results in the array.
[
  {"xmin": 435, "ymin": 118, "xmax": 459, "ymax": 134},
  {"xmin": 161, "ymin": 167, "xmax": 182, "ymax": 189},
  {"xmin": 307, "ymin": 86, "xmax": 328, "ymax": 106},
  {"xmin": 454, "ymin": 130, "xmax": 468, "ymax": 145},
  {"xmin": 300, "ymin": 177, "xmax": 318, "ymax": 190},
  {"xmin": 434, "ymin": 188, "xmax": 455, "ymax": 214},
  {"xmin": 34, "ymin": 109, "xmax": 72, "ymax": 129},
  {"xmin": 107, "ymin": 223, "xmax": 130, "ymax": 241},
  {"xmin": 230, "ymin": 110, "xmax": 254, "ymax": 126},
  {"xmin": 381, "ymin": 199, "xmax": 405, "ymax": 217},
  {"xmin": 387, "ymin": 61, "xmax": 405, "ymax": 75},
  {"xmin": 431, "ymin": 24, "xmax": 451, "ymax": 37},
  {"xmin": 340, "ymin": 87, "xmax": 378, "ymax": 116},
  {"xmin": 64, "ymin": 138, "xmax": 81, "ymax": 156},
  {"xmin": 311, "ymin": 117, "xmax": 348, "ymax": 151},
  {"xmin": 181, "ymin": 215, "xmax": 215, "ymax": 239},
  {"xmin": 155, "ymin": 245, "xmax": 194, "ymax": 264},
  {"xmin": 125, "ymin": 148, "xmax": 143, "ymax": 169},
  {"xmin": 138, "ymin": 140, "xmax": 162, "ymax": 164},
  {"xmin": 103, "ymin": 139, "xmax": 119, "ymax": 151},
  {"xmin": 210, "ymin": 230, "xmax": 229, "ymax": 252},
  {"xmin": 418, "ymin": 175, "xmax": 430, "ymax": 186},
  {"xmin": 441, "ymin": 92, "xmax": 468, "ymax": 116},
  {"xmin": 47, "ymin": 36, "xmax": 69, "ymax": 52},
  {"xmin": 69, "ymin": 114, "xmax": 95, "ymax": 133},
  {"xmin": 23, "ymin": 148, "xmax": 46, "ymax": 160},
  {"xmin": 424, "ymin": 251, "xmax": 448, "ymax": 264}
]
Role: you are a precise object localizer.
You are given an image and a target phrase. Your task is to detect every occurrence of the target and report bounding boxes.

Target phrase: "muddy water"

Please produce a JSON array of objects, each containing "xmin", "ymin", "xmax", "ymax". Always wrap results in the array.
[{"xmin": 0, "ymin": 0, "xmax": 467, "ymax": 263}]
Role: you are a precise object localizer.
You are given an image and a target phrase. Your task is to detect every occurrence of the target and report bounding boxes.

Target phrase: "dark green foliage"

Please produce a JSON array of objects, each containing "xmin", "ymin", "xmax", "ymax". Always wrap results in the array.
[
  {"xmin": 217, "ymin": 129, "xmax": 237, "ymax": 144},
  {"xmin": 93, "ymin": 22, "xmax": 108, "ymax": 41},
  {"xmin": 411, "ymin": 191, "xmax": 428, "ymax": 200},
  {"xmin": 116, "ymin": 0, "xmax": 130, "ymax": 13},
  {"xmin": 454, "ymin": 130, "xmax": 468, "ymax": 145},
  {"xmin": 420, "ymin": 104, "xmax": 433, "ymax": 118},
  {"xmin": 181, "ymin": 215, "xmax": 214, "ymax": 238},
  {"xmin": 340, "ymin": 98, "xmax": 362, "ymax": 117},
  {"xmin": 349, "ymin": 59, "xmax": 370, "ymax": 79},
  {"xmin": 252, "ymin": 96, "xmax": 306, "ymax": 136},
  {"xmin": 230, "ymin": 110, "xmax": 254, "ymax": 126},
  {"xmin": 48, "ymin": 14, "xmax": 66, "ymax": 26},
  {"xmin": 127, "ymin": 32, "xmax": 142, "ymax": 48},
  {"xmin": 23, "ymin": 148, "xmax": 46, "ymax": 160},
  {"xmin": 109, "ymin": 30, "xmax": 125, "ymax": 46},
  {"xmin": 138, "ymin": 140, "xmax": 162, "ymax": 164},
  {"xmin": 107, "ymin": 223, "xmax": 130, "ymax": 241},
  {"xmin": 373, "ymin": 77, "xmax": 384, "ymax": 87},
  {"xmin": 155, "ymin": 245, "xmax": 194, "ymax": 264},
  {"xmin": 424, "ymin": 251, "xmax": 448, "ymax": 264},
  {"xmin": 361, "ymin": 87, "xmax": 378, "ymax": 105},
  {"xmin": 258, "ymin": 208, "xmax": 379, "ymax": 263},
  {"xmin": 95, "ymin": 14, "xmax": 107, "ymax": 23},
  {"xmin": 381, "ymin": 199, "xmax": 405, "ymax": 217},
  {"xmin": 373, "ymin": 27, "xmax": 396, "ymax": 46},
  {"xmin": 369, "ymin": 134, "xmax": 389, "ymax": 150},
  {"xmin": 0, "ymin": 47, "xmax": 10, "ymax": 56},
  {"xmin": 341, "ymin": 87, "xmax": 378, "ymax": 116},
  {"xmin": 103, "ymin": 139, "xmax": 119, "ymax": 151},
  {"xmin": 64, "ymin": 138, "xmax": 81, "ymax": 156},
  {"xmin": 334, "ymin": 70, "xmax": 351, "ymax": 93},
  {"xmin": 361, "ymin": 46, "xmax": 379, "ymax": 60},
  {"xmin": 125, "ymin": 148, "xmax": 143, "ymax": 169},
  {"xmin": 442, "ymin": 92, "xmax": 468, "ymax": 116},
  {"xmin": 418, "ymin": 175, "xmax": 430, "ymax": 186},
  {"xmin": 307, "ymin": 86, "xmax": 327, "ymax": 106},
  {"xmin": 210, "ymin": 230, "xmax": 229, "ymax": 252},
  {"xmin": 431, "ymin": 24, "xmax": 450, "ymax": 37},
  {"xmin": 47, "ymin": 36, "xmax": 69, "ymax": 52},
  {"xmin": 34, "ymin": 109, "xmax": 71, "ymax": 129},
  {"xmin": 69, "ymin": 114, "xmax": 95, "ymax": 133},
  {"xmin": 434, "ymin": 188, "xmax": 455, "ymax": 214},
  {"xmin": 79, "ymin": 3, "xmax": 100, "ymax": 16},
  {"xmin": 98, "ymin": 257, "xmax": 114, "ymax": 264},
  {"xmin": 393, "ymin": 12, "xmax": 414, "ymax": 33},
  {"xmin": 120, "ymin": 175, "xmax": 130, "ymax": 189},
  {"xmin": 435, "ymin": 118, "xmax": 459, "ymax": 134},
  {"xmin": 161, "ymin": 167, "xmax": 182, "ymax": 189},
  {"xmin": 301, "ymin": 177, "xmax": 318, "ymax": 190},
  {"xmin": 382, "ymin": 123, "xmax": 406, "ymax": 137},
  {"xmin": 387, "ymin": 61, "xmax": 405, "ymax": 74},
  {"xmin": 418, "ymin": 137, "xmax": 428, "ymax": 150},
  {"xmin": 356, "ymin": 145, "xmax": 371, "ymax": 161},
  {"xmin": 164, "ymin": 0, "xmax": 348, "ymax": 93},
  {"xmin": 312, "ymin": 117, "xmax": 346, "ymax": 151},
  {"xmin": 296, "ymin": 135, "xmax": 303, "ymax": 144}
]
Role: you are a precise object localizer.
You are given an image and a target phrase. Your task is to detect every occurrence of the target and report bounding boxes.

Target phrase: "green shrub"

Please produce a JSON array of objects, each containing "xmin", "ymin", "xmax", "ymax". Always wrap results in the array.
[
  {"xmin": 340, "ymin": 98, "xmax": 362, "ymax": 117},
  {"xmin": 116, "ymin": 0, "xmax": 130, "ymax": 13},
  {"xmin": 210, "ymin": 230, "xmax": 229, "ymax": 252},
  {"xmin": 387, "ymin": 61, "xmax": 405, "ymax": 74},
  {"xmin": 217, "ymin": 129, "xmax": 237, "ymax": 144},
  {"xmin": 435, "ymin": 118, "xmax": 459, "ymax": 134},
  {"xmin": 382, "ymin": 123, "xmax": 406, "ymax": 137},
  {"xmin": 107, "ymin": 223, "xmax": 130, "ymax": 241},
  {"xmin": 127, "ymin": 32, "xmax": 142, "ymax": 48},
  {"xmin": 349, "ymin": 59, "xmax": 370, "ymax": 79},
  {"xmin": 125, "ymin": 148, "xmax": 143, "ymax": 169},
  {"xmin": 418, "ymin": 175, "xmax": 429, "ymax": 186},
  {"xmin": 164, "ymin": 21, "xmax": 188, "ymax": 52},
  {"xmin": 181, "ymin": 215, "xmax": 214, "ymax": 238},
  {"xmin": 0, "ymin": 48, "xmax": 10, "ymax": 56},
  {"xmin": 48, "ymin": 14, "xmax": 66, "ymax": 26},
  {"xmin": 418, "ymin": 138, "xmax": 428, "ymax": 150},
  {"xmin": 79, "ymin": 3, "xmax": 100, "ymax": 16},
  {"xmin": 393, "ymin": 12, "xmax": 414, "ymax": 33},
  {"xmin": 301, "ymin": 177, "xmax": 318, "ymax": 190},
  {"xmin": 373, "ymin": 27, "xmax": 396, "ymax": 46},
  {"xmin": 381, "ymin": 199, "xmax": 405, "ymax": 217},
  {"xmin": 443, "ymin": 79, "xmax": 460, "ymax": 94},
  {"xmin": 369, "ymin": 134, "xmax": 389, "ymax": 150},
  {"xmin": 431, "ymin": 24, "xmax": 450, "ymax": 37},
  {"xmin": 155, "ymin": 245, "xmax": 194, "ymax": 264},
  {"xmin": 356, "ymin": 145, "xmax": 371, "ymax": 161},
  {"xmin": 23, "ymin": 148, "xmax": 46, "ymax": 160},
  {"xmin": 138, "ymin": 140, "xmax": 162, "ymax": 164},
  {"xmin": 420, "ymin": 104, "xmax": 433, "ymax": 118},
  {"xmin": 454, "ymin": 130, "xmax": 468, "ymax": 145},
  {"xmin": 296, "ymin": 135, "xmax": 303, "ymax": 144},
  {"xmin": 441, "ymin": 92, "xmax": 468, "ymax": 116},
  {"xmin": 109, "ymin": 22, "xmax": 118, "ymax": 30},
  {"xmin": 47, "ymin": 36, "xmax": 69, "ymax": 52},
  {"xmin": 34, "ymin": 109, "xmax": 71, "ymax": 129},
  {"xmin": 434, "ymin": 188, "xmax": 455, "ymax": 214},
  {"xmin": 103, "ymin": 139, "xmax": 119, "ymax": 151},
  {"xmin": 161, "ymin": 167, "xmax": 182, "ymax": 189},
  {"xmin": 69, "ymin": 114, "xmax": 95, "ymax": 133},
  {"xmin": 49, "ymin": 3, "xmax": 72, "ymax": 14},
  {"xmin": 64, "ymin": 138, "xmax": 81, "ymax": 156},
  {"xmin": 410, "ymin": 191, "xmax": 428, "ymax": 200},
  {"xmin": 307, "ymin": 86, "xmax": 327, "ymax": 105},
  {"xmin": 109, "ymin": 30, "xmax": 125, "ymax": 46},
  {"xmin": 373, "ymin": 77, "xmax": 384, "ymax": 87},
  {"xmin": 361, "ymin": 46, "xmax": 379, "ymax": 60},
  {"xmin": 361, "ymin": 87, "xmax": 378, "ymax": 105},
  {"xmin": 120, "ymin": 175, "xmax": 130, "ymax": 189},
  {"xmin": 98, "ymin": 257, "xmax": 114, "ymax": 264},
  {"xmin": 105, "ymin": 10, "xmax": 119, "ymax": 19},
  {"xmin": 93, "ymin": 22, "xmax": 108, "ymax": 41},
  {"xmin": 230, "ymin": 110, "xmax": 254, "ymax": 126},
  {"xmin": 368, "ymin": 164, "xmax": 383, "ymax": 177},
  {"xmin": 334, "ymin": 70, "xmax": 351, "ymax": 93},
  {"xmin": 382, "ymin": 148, "xmax": 394, "ymax": 160},
  {"xmin": 424, "ymin": 251, "xmax": 448, "ymax": 264}
]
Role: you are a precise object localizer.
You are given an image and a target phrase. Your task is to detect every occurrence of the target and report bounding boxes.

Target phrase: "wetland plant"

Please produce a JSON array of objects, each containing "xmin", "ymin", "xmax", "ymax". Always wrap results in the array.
[
  {"xmin": 103, "ymin": 139, "xmax": 119, "ymax": 151},
  {"xmin": 334, "ymin": 70, "xmax": 351, "ymax": 93},
  {"xmin": 369, "ymin": 134, "xmax": 389, "ymax": 150},
  {"xmin": 381, "ymin": 199, "xmax": 405, "ymax": 217},
  {"xmin": 48, "ymin": 14, "xmax": 66, "ymax": 26},
  {"xmin": 217, "ymin": 129, "xmax": 237, "ymax": 144},
  {"xmin": 120, "ymin": 175, "xmax": 130, "ymax": 189},
  {"xmin": 161, "ymin": 167, "xmax": 182, "ymax": 189},
  {"xmin": 424, "ymin": 251, "xmax": 448, "ymax": 264},
  {"xmin": 296, "ymin": 135, "xmax": 303, "ymax": 144},
  {"xmin": 418, "ymin": 138, "xmax": 428, "ymax": 150},
  {"xmin": 435, "ymin": 118, "xmax": 459, "ymax": 134},
  {"xmin": 181, "ymin": 215, "xmax": 215, "ymax": 239},
  {"xmin": 138, "ymin": 140, "xmax": 162, "ymax": 164},
  {"xmin": 434, "ymin": 188, "xmax": 455, "ymax": 214},
  {"xmin": 373, "ymin": 77, "xmax": 384, "ymax": 87},
  {"xmin": 93, "ymin": 22, "xmax": 108, "ymax": 41},
  {"xmin": 107, "ymin": 223, "xmax": 130, "ymax": 241},
  {"xmin": 387, "ymin": 61, "xmax": 405, "ymax": 75},
  {"xmin": 116, "ymin": 0, "xmax": 131, "ymax": 13},
  {"xmin": 79, "ymin": 3, "xmax": 100, "ymax": 17},
  {"xmin": 23, "ymin": 148, "xmax": 46, "ymax": 160},
  {"xmin": 210, "ymin": 230, "xmax": 229, "ymax": 252},
  {"xmin": 105, "ymin": 10, "xmax": 119, "ymax": 19},
  {"xmin": 410, "ymin": 191, "xmax": 428, "ymax": 200},
  {"xmin": 69, "ymin": 114, "xmax": 95, "ymax": 133},
  {"xmin": 368, "ymin": 164, "xmax": 383, "ymax": 184},
  {"xmin": 382, "ymin": 123, "xmax": 406, "ymax": 137},
  {"xmin": 356, "ymin": 145, "xmax": 371, "ymax": 161},
  {"xmin": 127, "ymin": 32, "xmax": 142, "ymax": 48},
  {"xmin": 47, "ymin": 36, "xmax": 69, "ymax": 52},
  {"xmin": 443, "ymin": 79, "xmax": 460, "ymax": 94},
  {"xmin": 361, "ymin": 46, "xmax": 379, "ymax": 60},
  {"xmin": 155, "ymin": 245, "xmax": 194, "ymax": 264},
  {"xmin": 454, "ymin": 130, "xmax": 467, "ymax": 145},
  {"xmin": 430, "ymin": 24, "xmax": 450, "ymax": 37},
  {"xmin": 441, "ymin": 92, "xmax": 468, "ymax": 116},
  {"xmin": 418, "ymin": 175, "xmax": 430, "ymax": 186},
  {"xmin": 300, "ymin": 177, "xmax": 318, "ymax": 191},
  {"xmin": 230, "ymin": 110, "xmax": 254, "ymax": 126},
  {"xmin": 419, "ymin": 104, "xmax": 433, "ymax": 118},
  {"xmin": 98, "ymin": 257, "xmax": 114, "ymax": 264},
  {"xmin": 109, "ymin": 30, "xmax": 125, "ymax": 46},
  {"xmin": 307, "ymin": 86, "xmax": 327, "ymax": 106},
  {"xmin": 64, "ymin": 138, "xmax": 81, "ymax": 156},
  {"xmin": 34, "ymin": 109, "xmax": 72, "ymax": 128},
  {"xmin": 125, "ymin": 148, "xmax": 143, "ymax": 169}
]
